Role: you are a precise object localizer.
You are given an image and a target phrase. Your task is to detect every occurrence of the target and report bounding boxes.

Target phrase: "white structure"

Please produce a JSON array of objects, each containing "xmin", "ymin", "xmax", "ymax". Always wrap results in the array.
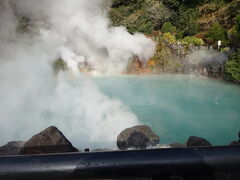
[{"xmin": 218, "ymin": 40, "xmax": 222, "ymax": 50}]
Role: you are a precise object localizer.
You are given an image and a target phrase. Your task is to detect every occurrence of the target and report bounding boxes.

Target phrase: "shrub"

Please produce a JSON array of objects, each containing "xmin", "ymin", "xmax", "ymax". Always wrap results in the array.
[
  {"xmin": 181, "ymin": 36, "xmax": 204, "ymax": 45},
  {"xmin": 184, "ymin": 15, "xmax": 199, "ymax": 36},
  {"xmin": 171, "ymin": 8, "xmax": 199, "ymax": 36},
  {"xmin": 161, "ymin": 22, "xmax": 177, "ymax": 34},
  {"xmin": 175, "ymin": 30, "xmax": 184, "ymax": 39},
  {"xmin": 163, "ymin": 32, "xmax": 177, "ymax": 44},
  {"xmin": 224, "ymin": 50, "xmax": 240, "ymax": 82},
  {"xmin": 207, "ymin": 22, "xmax": 227, "ymax": 43},
  {"xmin": 53, "ymin": 59, "xmax": 67, "ymax": 73}
]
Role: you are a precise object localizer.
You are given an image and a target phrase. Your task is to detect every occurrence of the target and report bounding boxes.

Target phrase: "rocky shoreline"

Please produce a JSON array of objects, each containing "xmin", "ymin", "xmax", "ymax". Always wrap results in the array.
[{"xmin": 125, "ymin": 33, "xmax": 240, "ymax": 85}]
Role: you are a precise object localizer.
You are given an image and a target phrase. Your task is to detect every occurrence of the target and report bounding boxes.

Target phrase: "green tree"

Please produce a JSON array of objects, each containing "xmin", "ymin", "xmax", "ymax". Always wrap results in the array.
[
  {"xmin": 110, "ymin": 0, "xmax": 171, "ymax": 33},
  {"xmin": 161, "ymin": 22, "xmax": 177, "ymax": 34},
  {"xmin": 185, "ymin": 15, "xmax": 199, "ymax": 36},
  {"xmin": 162, "ymin": 0, "xmax": 180, "ymax": 9},
  {"xmin": 207, "ymin": 22, "xmax": 227, "ymax": 43},
  {"xmin": 171, "ymin": 8, "xmax": 199, "ymax": 36},
  {"xmin": 144, "ymin": 0, "xmax": 172, "ymax": 30},
  {"xmin": 235, "ymin": 15, "xmax": 240, "ymax": 45},
  {"xmin": 224, "ymin": 50, "xmax": 240, "ymax": 82},
  {"xmin": 228, "ymin": 15, "xmax": 240, "ymax": 46}
]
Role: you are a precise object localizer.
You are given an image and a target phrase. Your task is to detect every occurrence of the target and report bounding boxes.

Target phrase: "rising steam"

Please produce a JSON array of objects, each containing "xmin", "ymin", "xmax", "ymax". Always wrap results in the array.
[{"xmin": 0, "ymin": 0, "xmax": 155, "ymax": 148}]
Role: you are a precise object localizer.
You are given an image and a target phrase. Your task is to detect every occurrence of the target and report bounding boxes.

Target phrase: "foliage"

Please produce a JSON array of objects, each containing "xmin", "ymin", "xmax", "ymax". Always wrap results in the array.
[
  {"xmin": 235, "ymin": 15, "xmax": 240, "ymax": 46},
  {"xmin": 181, "ymin": 36, "xmax": 204, "ymax": 45},
  {"xmin": 144, "ymin": 1, "xmax": 172, "ymax": 30},
  {"xmin": 163, "ymin": 33, "xmax": 176, "ymax": 44},
  {"xmin": 175, "ymin": 30, "xmax": 184, "ymax": 39},
  {"xmin": 16, "ymin": 17, "xmax": 32, "ymax": 34},
  {"xmin": 112, "ymin": 0, "xmax": 144, "ymax": 7},
  {"xmin": 207, "ymin": 22, "xmax": 227, "ymax": 43},
  {"xmin": 163, "ymin": 0, "xmax": 211, "ymax": 9},
  {"xmin": 228, "ymin": 26, "xmax": 238, "ymax": 46},
  {"xmin": 122, "ymin": 10, "xmax": 154, "ymax": 33},
  {"xmin": 110, "ymin": 0, "xmax": 171, "ymax": 33},
  {"xmin": 171, "ymin": 8, "xmax": 199, "ymax": 36},
  {"xmin": 227, "ymin": 0, "xmax": 240, "ymax": 21},
  {"xmin": 224, "ymin": 50, "xmax": 240, "ymax": 82},
  {"xmin": 53, "ymin": 59, "xmax": 67, "ymax": 73},
  {"xmin": 110, "ymin": 0, "xmax": 239, "ymax": 45},
  {"xmin": 162, "ymin": 0, "xmax": 180, "ymax": 9},
  {"xmin": 161, "ymin": 22, "xmax": 177, "ymax": 34}
]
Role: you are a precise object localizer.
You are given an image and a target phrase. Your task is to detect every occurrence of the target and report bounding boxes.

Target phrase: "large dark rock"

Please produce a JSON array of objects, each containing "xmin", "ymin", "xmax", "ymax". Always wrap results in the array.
[
  {"xmin": 20, "ymin": 126, "xmax": 78, "ymax": 155},
  {"xmin": 0, "ymin": 141, "xmax": 24, "ymax": 156},
  {"xmin": 187, "ymin": 136, "xmax": 212, "ymax": 147},
  {"xmin": 198, "ymin": 61, "xmax": 224, "ymax": 79},
  {"xmin": 117, "ymin": 125, "xmax": 160, "ymax": 150}
]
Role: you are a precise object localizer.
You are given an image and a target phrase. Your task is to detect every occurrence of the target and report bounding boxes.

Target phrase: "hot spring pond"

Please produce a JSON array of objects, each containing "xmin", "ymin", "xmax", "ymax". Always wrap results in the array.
[{"xmin": 94, "ymin": 75, "xmax": 240, "ymax": 145}]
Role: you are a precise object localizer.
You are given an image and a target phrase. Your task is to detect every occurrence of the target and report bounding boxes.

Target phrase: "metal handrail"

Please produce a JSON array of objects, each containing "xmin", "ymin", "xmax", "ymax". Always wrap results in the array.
[{"xmin": 0, "ymin": 146, "xmax": 239, "ymax": 179}]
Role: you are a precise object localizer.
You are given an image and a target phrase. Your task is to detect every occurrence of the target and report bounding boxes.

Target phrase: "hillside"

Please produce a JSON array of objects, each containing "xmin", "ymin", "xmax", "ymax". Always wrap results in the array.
[
  {"xmin": 110, "ymin": 0, "xmax": 240, "ymax": 46},
  {"xmin": 110, "ymin": 0, "xmax": 240, "ymax": 83}
]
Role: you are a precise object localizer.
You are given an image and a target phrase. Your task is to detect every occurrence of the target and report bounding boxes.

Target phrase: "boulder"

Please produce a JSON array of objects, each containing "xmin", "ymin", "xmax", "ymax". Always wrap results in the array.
[
  {"xmin": 0, "ymin": 141, "xmax": 24, "ymax": 156},
  {"xmin": 20, "ymin": 126, "xmax": 78, "ymax": 155},
  {"xmin": 187, "ymin": 136, "xmax": 211, "ymax": 147},
  {"xmin": 117, "ymin": 125, "xmax": 160, "ymax": 150}
]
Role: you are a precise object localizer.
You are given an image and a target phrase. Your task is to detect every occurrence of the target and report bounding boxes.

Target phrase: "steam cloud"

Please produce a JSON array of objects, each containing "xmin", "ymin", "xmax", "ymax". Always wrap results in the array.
[
  {"xmin": 0, "ymin": 0, "xmax": 155, "ymax": 148},
  {"xmin": 185, "ymin": 49, "xmax": 228, "ymax": 65}
]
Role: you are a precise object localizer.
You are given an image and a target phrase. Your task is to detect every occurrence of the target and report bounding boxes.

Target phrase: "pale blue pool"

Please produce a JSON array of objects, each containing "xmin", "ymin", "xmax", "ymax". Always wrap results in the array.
[{"xmin": 94, "ymin": 75, "xmax": 240, "ymax": 145}]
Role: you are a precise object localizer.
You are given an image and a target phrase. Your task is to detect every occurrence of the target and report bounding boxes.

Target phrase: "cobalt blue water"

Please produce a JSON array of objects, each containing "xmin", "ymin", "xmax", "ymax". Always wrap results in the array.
[{"xmin": 94, "ymin": 75, "xmax": 240, "ymax": 145}]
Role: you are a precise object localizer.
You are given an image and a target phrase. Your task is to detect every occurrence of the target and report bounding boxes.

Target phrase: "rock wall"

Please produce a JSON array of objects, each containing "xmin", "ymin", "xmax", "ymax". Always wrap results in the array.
[{"xmin": 126, "ymin": 33, "xmax": 231, "ymax": 81}]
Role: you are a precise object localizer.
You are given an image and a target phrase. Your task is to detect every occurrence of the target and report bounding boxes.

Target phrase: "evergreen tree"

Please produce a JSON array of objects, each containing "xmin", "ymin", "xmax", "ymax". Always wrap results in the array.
[{"xmin": 207, "ymin": 22, "xmax": 227, "ymax": 43}]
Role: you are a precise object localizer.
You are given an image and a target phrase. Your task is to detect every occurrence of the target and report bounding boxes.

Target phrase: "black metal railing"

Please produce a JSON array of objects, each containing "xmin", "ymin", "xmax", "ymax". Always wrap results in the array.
[{"xmin": 0, "ymin": 146, "xmax": 239, "ymax": 180}]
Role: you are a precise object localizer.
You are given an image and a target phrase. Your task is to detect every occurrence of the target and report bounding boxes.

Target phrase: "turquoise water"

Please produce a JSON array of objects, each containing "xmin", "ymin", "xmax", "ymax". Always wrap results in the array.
[{"xmin": 94, "ymin": 75, "xmax": 240, "ymax": 145}]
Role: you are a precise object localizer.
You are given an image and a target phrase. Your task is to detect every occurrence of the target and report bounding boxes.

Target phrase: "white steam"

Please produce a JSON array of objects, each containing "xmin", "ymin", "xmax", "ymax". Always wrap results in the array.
[
  {"xmin": 185, "ymin": 49, "xmax": 228, "ymax": 65},
  {"xmin": 0, "ymin": 0, "xmax": 155, "ymax": 148},
  {"xmin": 13, "ymin": 0, "xmax": 155, "ymax": 73}
]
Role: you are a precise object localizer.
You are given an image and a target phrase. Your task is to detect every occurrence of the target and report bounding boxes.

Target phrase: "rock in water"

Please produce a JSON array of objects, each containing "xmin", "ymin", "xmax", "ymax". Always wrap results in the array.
[
  {"xmin": 117, "ymin": 125, "xmax": 160, "ymax": 150},
  {"xmin": 0, "ymin": 141, "xmax": 24, "ymax": 156},
  {"xmin": 187, "ymin": 136, "xmax": 212, "ymax": 147},
  {"xmin": 20, "ymin": 126, "xmax": 78, "ymax": 154}
]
